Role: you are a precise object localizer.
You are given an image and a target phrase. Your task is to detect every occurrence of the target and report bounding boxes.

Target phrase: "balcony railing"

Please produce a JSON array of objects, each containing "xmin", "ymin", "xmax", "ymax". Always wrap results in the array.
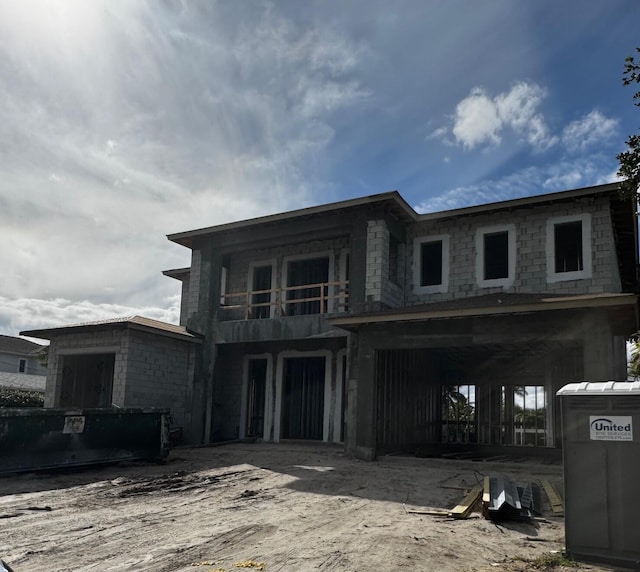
[{"xmin": 220, "ymin": 280, "xmax": 349, "ymax": 320}]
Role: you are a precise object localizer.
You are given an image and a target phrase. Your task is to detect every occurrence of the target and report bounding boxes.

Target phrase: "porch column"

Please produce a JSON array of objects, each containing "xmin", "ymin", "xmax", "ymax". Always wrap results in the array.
[{"xmin": 345, "ymin": 330, "xmax": 377, "ymax": 461}]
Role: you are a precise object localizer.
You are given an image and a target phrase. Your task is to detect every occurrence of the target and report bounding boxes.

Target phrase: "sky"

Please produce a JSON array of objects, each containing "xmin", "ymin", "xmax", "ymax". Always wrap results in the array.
[{"xmin": 1, "ymin": 0, "xmax": 638, "ymax": 339}]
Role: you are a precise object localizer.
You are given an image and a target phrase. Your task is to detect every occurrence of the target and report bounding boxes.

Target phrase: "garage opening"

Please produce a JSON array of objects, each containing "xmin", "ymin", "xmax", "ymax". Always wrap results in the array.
[
  {"xmin": 281, "ymin": 356, "xmax": 325, "ymax": 439},
  {"xmin": 59, "ymin": 353, "xmax": 115, "ymax": 408}
]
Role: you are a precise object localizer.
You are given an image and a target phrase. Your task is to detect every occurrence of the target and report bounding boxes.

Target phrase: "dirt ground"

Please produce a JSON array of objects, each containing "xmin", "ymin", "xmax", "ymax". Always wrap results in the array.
[{"xmin": 0, "ymin": 443, "xmax": 617, "ymax": 572}]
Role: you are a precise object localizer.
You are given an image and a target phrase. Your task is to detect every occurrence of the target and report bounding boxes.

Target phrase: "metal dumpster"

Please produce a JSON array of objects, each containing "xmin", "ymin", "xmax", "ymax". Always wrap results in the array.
[
  {"xmin": 557, "ymin": 381, "xmax": 640, "ymax": 569},
  {"xmin": 0, "ymin": 407, "xmax": 170, "ymax": 474}
]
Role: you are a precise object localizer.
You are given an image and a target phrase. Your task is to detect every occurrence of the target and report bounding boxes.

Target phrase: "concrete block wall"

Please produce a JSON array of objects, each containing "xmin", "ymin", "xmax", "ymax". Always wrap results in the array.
[
  {"xmin": 366, "ymin": 220, "xmax": 403, "ymax": 309},
  {"xmin": 405, "ymin": 197, "xmax": 618, "ymax": 305},
  {"xmin": 123, "ymin": 330, "xmax": 195, "ymax": 434},
  {"xmin": 186, "ymin": 249, "xmax": 201, "ymax": 320}
]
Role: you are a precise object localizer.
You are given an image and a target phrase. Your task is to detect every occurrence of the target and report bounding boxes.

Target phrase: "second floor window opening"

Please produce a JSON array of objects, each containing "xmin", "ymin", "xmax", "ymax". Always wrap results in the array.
[
  {"xmin": 286, "ymin": 257, "xmax": 329, "ymax": 316},
  {"xmin": 554, "ymin": 221, "xmax": 583, "ymax": 273},
  {"xmin": 483, "ymin": 231, "xmax": 509, "ymax": 280},
  {"xmin": 420, "ymin": 240, "xmax": 443, "ymax": 287}
]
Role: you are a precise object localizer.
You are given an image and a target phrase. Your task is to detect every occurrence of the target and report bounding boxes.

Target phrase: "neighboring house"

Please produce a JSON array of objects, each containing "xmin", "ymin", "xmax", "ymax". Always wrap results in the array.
[
  {"xmin": 0, "ymin": 335, "xmax": 47, "ymax": 376},
  {"xmin": 22, "ymin": 182, "xmax": 640, "ymax": 459}
]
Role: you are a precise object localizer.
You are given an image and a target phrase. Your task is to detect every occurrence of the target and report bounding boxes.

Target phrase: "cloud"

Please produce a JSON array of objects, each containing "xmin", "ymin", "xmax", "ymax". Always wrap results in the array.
[
  {"xmin": 0, "ymin": 296, "xmax": 180, "ymax": 338},
  {"xmin": 414, "ymin": 156, "xmax": 619, "ymax": 214},
  {"xmin": 562, "ymin": 110, "xmax": 619, "ymax": 152},
  {"xmin": 436, "ymin": 81, "xmax": 557, "ymax": 152},
  {"xmin": 0, "ymin": 2, "xmax": 372, "ymax": 331}
]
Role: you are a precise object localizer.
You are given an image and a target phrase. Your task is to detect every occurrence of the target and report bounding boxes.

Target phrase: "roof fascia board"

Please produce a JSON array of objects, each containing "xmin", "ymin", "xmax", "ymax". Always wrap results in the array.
[
  {"xmin": 127, "ymin": 323, "xmax": 202, "ymax": 343},
  {"xmin": 328, "ymin": 293, "xmax": 637, "ymax": 328}
]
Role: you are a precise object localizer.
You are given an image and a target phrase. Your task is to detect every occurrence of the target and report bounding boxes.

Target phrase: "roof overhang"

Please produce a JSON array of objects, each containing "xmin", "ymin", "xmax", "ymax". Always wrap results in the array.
[
  {"xmin": 328, "ymin": 293, "xmax": 638, "ymax": 331},
  {"xmin": 166, "ymin": 191, "xmax": 417, "ymax": 248},
  {"xmin": 20, "ymin": 316, "xmax": 202, "ymax": 344}
]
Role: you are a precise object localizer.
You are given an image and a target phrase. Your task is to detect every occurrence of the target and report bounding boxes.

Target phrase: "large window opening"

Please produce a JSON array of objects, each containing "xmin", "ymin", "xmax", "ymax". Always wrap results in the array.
[
  {"xmin": 250, "ymin": 264, "xmax": 273, "ymax": 319},
  {"xmin": 554, "ymin": 221, "xmax": 583, "ymax": 273},
  {"xmin": 441, "ymin": 384, "xmax": 477, "ymax": 444},
  {"xmin": 246, "ymin": 359, "xmax": 267, "ymax": 438},
  {"xmin": 501, "ymin": 385, "xmax": 548, "ymax": 446},
  {"xmin": 286, "ymin": 257, "xmax": 329, "ymax": 316},
  {"xmin": 281, "ymin": 357, "xmax": 325, "ymax": 439}
]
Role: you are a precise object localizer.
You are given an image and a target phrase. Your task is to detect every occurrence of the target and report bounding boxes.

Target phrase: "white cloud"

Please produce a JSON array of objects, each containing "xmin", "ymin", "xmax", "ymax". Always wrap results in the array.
[
  {"xmin": 441, "ymin": 82, "xmax": 556, "ymax": 152},
  {"xmin": 0, "ymin": 296, "xmax": 180, "ymax": 337},
  {"xmin": 562, "ymin": 110, "xmax": 619, "ymax": 152},
  {"xmin": 414, "ymin": 157, "xmax": 619, "ymax": 214},
  {"xmin": 0, "ymin": 2, "xmax": 373, "ymax": 332},
  {"xmin": 452, "ymin": 87, "xmax": 502, "ymax": 148}
]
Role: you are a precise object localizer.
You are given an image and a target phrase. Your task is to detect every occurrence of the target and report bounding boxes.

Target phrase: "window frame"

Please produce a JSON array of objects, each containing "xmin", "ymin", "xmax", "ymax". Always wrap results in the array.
[
  {"xmin": 546, "ymin": 214, "xmax": 592, "ymax": 283},
  {"xmin": 475, "ymin": 224, "xmax": 516, "ymax": 288},
  {"xmin": 413, "ymin": 234, "xmax": 449, "ymax": 294}
]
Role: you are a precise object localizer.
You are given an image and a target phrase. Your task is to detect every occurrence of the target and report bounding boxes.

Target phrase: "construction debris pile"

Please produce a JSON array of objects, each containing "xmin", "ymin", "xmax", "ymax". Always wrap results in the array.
[{"xmin": 405, "ymin": 474, "xmax": 564, "ymax": 522}]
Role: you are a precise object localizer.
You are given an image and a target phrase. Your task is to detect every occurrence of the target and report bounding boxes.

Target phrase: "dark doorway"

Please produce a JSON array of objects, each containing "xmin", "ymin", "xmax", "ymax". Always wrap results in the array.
[
  {"xmin": 60, "ymin": 353, "xmax": 115, "ymax": 408},
  {"xmin": 251, "ymin": 265, "xmax": 273, "ymax": 319},
  {"xmin": 286, "ymin": 257, "xmax": 329, "ymax": 315},
  {"xmin": 246, "ymin": 359, "xmax": 267, "ymax": 438},
  {"xmin": 282, "ymin": 356, "xmax": 325, "ymax": 439}
]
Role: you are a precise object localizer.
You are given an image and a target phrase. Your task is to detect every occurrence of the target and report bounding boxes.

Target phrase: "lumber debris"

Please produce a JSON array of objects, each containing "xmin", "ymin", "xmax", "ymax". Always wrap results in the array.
[
  {"xmin": 448, "ymin": 483, "xmax": 483, "ymax": 518},
  {"xmin": 541, "ymin": 479, "xmax": 564, "ymax": 515}
]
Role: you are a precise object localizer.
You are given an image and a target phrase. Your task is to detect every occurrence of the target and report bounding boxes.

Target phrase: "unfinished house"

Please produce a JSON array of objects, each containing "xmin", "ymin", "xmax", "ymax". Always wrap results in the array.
[{"xmin": 165, "ymin": 182, "xmax": 638, "ymax": 459}]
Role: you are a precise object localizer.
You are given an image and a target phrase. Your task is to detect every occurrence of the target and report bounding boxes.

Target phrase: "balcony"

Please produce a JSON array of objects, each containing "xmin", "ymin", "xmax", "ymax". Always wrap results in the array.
[{"xmin": 220, "ymin": 280, "xmax": 349, "ymax": 321}]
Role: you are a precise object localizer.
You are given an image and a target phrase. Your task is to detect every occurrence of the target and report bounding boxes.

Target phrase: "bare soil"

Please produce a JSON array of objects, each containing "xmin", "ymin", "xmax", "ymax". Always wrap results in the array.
[{"xmin": 0, "ymin": 443, "xmax": 616, "ymax": 572}]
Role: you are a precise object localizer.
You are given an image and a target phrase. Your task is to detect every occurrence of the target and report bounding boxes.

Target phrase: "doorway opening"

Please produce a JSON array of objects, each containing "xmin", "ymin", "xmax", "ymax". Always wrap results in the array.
[{"xmin": 281, "ymin": 356, "xmax": 325, "ymax": 439}]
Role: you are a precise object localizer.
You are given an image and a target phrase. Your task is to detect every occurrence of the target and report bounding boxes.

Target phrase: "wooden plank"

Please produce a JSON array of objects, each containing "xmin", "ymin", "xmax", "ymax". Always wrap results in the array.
[
  {"xmin": 482, "ymin": 476, "xmax": 490, "ymax": 504},
  {"xmin": 541, "ymin": 479, "xmax": 564, "ymax": 515},
  {"xmin": 449, "ymin": 483, "xmax": 483, "ymax": 518}
]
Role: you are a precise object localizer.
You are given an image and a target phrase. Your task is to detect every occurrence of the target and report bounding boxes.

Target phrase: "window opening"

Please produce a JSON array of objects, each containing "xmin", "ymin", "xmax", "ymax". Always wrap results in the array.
[
  {"xmin": 484, "ymin": 231, "xmax": 509, "ymax": 280},
  {"xmin": 441, "ymin": 384, "xmax": 477, "ymax": 443},
  {"xmin": 286, "ymin": 257, "xmax": 329, "ymax": 315},
  {"xmin": 554, "ymin": 221, "xmax": 583, "ymax": 273},
  {"xmin": 501, "ymin": 385, "xmax": 547, "ymax": 446},
  {"xmin": 246, "ymin": 359, "xmax": 267, "ymax": 438},
  {"xmin": 251, "ymin": 265, "xmax": 272, "ymax": 319},
  {"xmin": 18, "ymin": 358, "xmax": 26, "ymax": 373},
  {"xmin": 420, "ymin": 240, "xmax": 443, "ymax": 287}
]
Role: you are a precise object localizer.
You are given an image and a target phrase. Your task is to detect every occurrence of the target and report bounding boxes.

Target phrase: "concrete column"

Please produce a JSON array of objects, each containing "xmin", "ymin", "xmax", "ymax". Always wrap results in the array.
[
  {"xmin": 582, "ymin": 312, "xmax": 616, "ymax": 381},
  {"xmin": 346, "ymin": 330, "xmax": 377, "ymax": 460},
  {"xmin": 187, "ymin": 241, "xmax": 223, "ymax": 444},
  {"xmin": 348, "ymin": 216, "xmax": 368, "ymax": 314}
]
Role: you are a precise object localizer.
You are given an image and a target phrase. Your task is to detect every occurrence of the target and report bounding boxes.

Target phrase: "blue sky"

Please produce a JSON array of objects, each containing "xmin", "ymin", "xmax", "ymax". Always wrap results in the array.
[{"xmin": 1, "ymin": 0, "xmax": 638, "ymax": 337}]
